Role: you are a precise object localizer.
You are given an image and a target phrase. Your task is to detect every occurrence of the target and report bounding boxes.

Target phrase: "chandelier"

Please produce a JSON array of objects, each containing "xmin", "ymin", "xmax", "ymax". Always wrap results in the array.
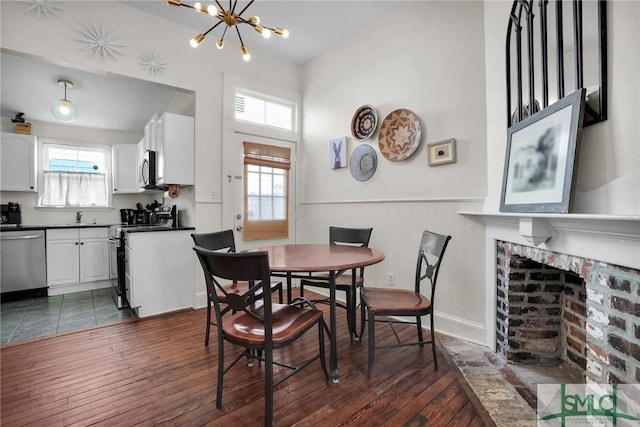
[{"xmin": 168, "ymin": 0, "xmax": 289, "ymax": 61}]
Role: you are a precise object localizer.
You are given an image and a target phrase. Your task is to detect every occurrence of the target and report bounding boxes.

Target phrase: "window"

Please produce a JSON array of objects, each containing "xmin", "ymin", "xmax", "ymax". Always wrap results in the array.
[
  {"xmin": 235, "ymin": 93, "xmax": 294, "ymax": 131},
  {"xmin": 39, "ymin": 142, "xmax": 111, "ymax": 208},
  {"xmin": 243, "ymin": 141, "xmax": 290, "ymax": 240}
]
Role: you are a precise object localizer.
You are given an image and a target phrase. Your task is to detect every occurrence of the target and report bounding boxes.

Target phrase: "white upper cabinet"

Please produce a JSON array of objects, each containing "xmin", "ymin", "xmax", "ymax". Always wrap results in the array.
[
  {"xmin": 155, "ymin": 112, "xmax": 194, "ymax": 186},
  {"xmin": 1, "ymin": 132, "xmax": 37, "ymax": 192},
  {"xmin": 144, "ymin": 113, "xmax": 157, "ymax": 152},
  {"xmin": 112, "ymin": 144, "xmax": 140, "ymax": 194}
]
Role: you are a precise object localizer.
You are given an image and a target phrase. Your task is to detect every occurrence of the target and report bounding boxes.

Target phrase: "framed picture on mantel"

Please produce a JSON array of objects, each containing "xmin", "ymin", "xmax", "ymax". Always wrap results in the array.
[{"xmin": 500, "ymin": 88, "xmax": 586, "ymax": 214}]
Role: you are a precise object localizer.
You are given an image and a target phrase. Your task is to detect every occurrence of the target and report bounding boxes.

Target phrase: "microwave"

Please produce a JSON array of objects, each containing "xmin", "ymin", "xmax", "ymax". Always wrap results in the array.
[{"xmin": 141, "ymin": 150, "xmax": 157, "ymax": 189}]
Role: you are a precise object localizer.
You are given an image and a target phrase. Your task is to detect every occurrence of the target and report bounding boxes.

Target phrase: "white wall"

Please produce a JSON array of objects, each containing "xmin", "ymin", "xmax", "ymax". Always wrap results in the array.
[
  {"xmin": 1, "ymin": 1, "xmax": 301, "ymax": 304},
  {"xmin": 483, "ymin": 0, "xmax": 640, "ymax": 210},
  {"xmin": 0, "ymin": 0, "xmax": 301, "ymax": 229},
  {"xmin": 299, "ymin": 2, "xmax": 489, "ymax": 344}
]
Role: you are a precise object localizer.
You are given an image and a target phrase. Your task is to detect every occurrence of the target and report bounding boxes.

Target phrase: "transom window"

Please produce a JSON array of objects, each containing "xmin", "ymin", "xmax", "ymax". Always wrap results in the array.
[
  {"xmin": 235, "ymin": 93, "xmax": 294, "ymax": 131},
  {"xmin": 39, "ymin": 142, "xmax": 111, "ymax": 208}
]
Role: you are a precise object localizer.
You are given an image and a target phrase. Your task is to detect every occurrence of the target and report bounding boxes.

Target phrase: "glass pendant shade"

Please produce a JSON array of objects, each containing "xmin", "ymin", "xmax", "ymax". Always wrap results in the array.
[
  {"xmin": 51, "ymin": 98, "xmax": 78, "ymax": 122},
  {"xmin": 51, "ymin": 80, "xmax": 78, "ymax": 122}
]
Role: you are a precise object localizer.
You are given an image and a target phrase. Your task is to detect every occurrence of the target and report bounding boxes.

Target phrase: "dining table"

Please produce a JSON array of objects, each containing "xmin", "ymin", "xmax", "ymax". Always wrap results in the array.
[{"xmin": 248, "ymin": 243, "xmax": 385, "ymax": 383}]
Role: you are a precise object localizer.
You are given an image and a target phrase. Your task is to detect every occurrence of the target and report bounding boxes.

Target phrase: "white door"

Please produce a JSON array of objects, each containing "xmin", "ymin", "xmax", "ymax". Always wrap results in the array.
[{"xmin": 223, "ymin": 132, "xmax": 296, "ymax": 252}]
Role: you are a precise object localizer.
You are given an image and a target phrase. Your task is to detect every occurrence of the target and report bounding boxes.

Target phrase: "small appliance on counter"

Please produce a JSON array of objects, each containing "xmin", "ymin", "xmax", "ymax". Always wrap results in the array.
[
  {"xmin": 1, "ymin": 202, "xmax": 22, "ymax": 225},
  {"xmin": 151, "ymin": 205, "xmax": 178, "ymax": 228}
]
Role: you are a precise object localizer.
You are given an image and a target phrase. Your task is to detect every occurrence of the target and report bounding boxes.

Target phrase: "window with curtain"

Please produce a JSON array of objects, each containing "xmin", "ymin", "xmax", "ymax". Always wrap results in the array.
[
  {"xmin": 243, "ymin": 141, "xmax": 290, "ymax": 240},
  {"xmin": 39, "ymin": 143, "xmax": 111, "ymax": 208}
]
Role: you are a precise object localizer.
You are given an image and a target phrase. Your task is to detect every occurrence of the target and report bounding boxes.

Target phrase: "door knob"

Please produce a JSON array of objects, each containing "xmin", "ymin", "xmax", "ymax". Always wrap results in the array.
[{"xmin": 236, "ymin": 226, "xmax": 243, "ymax": 231}]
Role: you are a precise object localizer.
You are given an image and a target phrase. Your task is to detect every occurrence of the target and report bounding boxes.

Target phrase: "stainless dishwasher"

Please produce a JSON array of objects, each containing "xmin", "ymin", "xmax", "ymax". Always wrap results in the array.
[{"xmin": 1, "ymin": 229, "xmax": 47, "ymax": 293}]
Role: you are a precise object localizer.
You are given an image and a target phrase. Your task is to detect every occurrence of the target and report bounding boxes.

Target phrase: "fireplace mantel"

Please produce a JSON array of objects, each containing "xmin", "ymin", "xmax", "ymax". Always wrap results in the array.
[{"xmin": 459, "ymin": 211, "xmax": 640, "ymax": 270}]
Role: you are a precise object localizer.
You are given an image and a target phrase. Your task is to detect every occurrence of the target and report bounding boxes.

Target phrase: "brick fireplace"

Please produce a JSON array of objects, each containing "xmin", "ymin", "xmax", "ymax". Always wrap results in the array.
[
  {"xmin": 461, "ymin": 212, "xmax": 640, "ymax": 386},
  {"xmin": 496, "ymin": 241, "xmax": 640, "ymax": 384}
]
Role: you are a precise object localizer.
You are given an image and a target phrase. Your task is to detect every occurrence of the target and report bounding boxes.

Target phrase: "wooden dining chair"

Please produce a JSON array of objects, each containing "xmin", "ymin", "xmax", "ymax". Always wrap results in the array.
[
  {"xmin": 191, "ymin": 230, "xmax": 283, "ymax": 346},
  {"xmin": 192, "ymin": 246, "xmax": 329, "ymax": 427},
  {"xmin": 299, "ymin": 226, "xmax": 373, "ymax": 341},
  {"xmin": 360, "ymin": 230, "xmax": 451, "ymax": 378}
]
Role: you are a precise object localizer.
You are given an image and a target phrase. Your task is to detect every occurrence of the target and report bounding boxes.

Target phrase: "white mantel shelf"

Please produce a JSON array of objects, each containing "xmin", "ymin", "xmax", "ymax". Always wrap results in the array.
[{"xmin": 458, "ymin": 211, "xmax": 640, "ymax": 270}]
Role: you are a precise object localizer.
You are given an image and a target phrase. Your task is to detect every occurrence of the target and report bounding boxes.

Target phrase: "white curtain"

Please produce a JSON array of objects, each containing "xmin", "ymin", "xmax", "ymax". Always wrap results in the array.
[{"xmin": 41, "ymin": 171, "xmax": 107, "ymax": 207}]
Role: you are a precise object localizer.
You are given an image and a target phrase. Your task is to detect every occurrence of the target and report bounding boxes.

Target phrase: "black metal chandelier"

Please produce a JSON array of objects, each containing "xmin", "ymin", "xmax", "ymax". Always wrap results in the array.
[{"xmin": 168, "ymin": 0, "xmax": 289, "ymax": 61}]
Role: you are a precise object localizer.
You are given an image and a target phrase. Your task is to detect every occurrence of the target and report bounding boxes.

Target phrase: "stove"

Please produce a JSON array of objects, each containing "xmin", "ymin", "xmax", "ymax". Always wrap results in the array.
[{"xmin": 108, "ymin": 224, "xmax": 173, "ymax": 308}]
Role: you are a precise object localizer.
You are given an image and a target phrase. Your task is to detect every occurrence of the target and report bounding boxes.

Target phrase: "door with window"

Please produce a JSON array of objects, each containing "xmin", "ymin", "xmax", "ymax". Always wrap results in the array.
[
  {"xmin": 229, "ymin": 134, "xmax": 296, "ymax": 251},
  {"xmin": 222, "ymin": 73, "xmax": 300, "ymax": 251}
]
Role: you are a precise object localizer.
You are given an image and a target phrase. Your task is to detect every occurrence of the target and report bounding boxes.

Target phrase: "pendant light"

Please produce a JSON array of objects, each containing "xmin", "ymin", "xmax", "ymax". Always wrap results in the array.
[
  {"xmin": 51, "ymin": 80, "xmax": 78, "ymax": 122},
  {"xmin": 168, "ymin": 0, "xmax": 289, "ymax": 62}
]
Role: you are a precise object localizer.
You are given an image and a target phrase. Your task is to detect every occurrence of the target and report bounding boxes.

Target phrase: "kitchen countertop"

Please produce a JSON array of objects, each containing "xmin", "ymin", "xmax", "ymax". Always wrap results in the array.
[
  {"xmin": 0, "ymin": 224, "xmax": 116, "ymax": 231},
  {"xmin": 125, "ymin": 226, "xmax": 194, "ymax": 233},
  {"xmin": 0, "ymin": 224, "xmax": 194, "ymax": 232}
]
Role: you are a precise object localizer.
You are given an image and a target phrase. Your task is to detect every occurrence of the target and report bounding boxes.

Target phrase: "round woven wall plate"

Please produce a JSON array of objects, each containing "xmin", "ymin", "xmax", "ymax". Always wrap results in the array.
[
  {"xmin": 350, "ymin": 144, "xmax": 378, "ymax": 182},
  {"xmin": 378, "ymin": 108, "xmax": 422, "ymax": 161},
  {"xmin": 351, "ymin": 105, "xmax": 378, "ymax": 141}
]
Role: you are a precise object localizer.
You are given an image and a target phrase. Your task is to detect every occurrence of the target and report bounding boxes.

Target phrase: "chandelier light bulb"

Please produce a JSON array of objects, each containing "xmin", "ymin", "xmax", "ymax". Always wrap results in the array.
[
  {"xmin": 207, "ymin": 4, "xmax": 218, "ymax": 16},
  {"xmin": 190, "ymin": 33, "xmax": 205, "ymax": 47},
  {"xmin": 241, "ymin": 45, "xmax": 250, "ymax": 61},
  {"xmin": 249, "ymin": 16, "xmax": 260, "ymax": 25},
  {"xmin": 216, "ymin": 38, "xmax": 224, "ymax": 49},
  {"xmin": 194, "ymin": 2, "xmax": 203, "ymax": 11},
  {"xmin": 262, "ymin": 29, "xmax": 272, "ymax": 39},
  {"xmin": 275, "ymin": 27, "xmax": 289, "ymax": 38}
]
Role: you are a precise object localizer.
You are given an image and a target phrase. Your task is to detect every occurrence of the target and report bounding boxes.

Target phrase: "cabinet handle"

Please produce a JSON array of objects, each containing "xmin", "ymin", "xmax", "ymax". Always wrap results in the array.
[
  {"xmin": 75, "ymin": 242, "xmax": 79, "ymax": 245},
  {"xmin": 80, "ymin": 242, "xmax": 84, "ymax": 245}
]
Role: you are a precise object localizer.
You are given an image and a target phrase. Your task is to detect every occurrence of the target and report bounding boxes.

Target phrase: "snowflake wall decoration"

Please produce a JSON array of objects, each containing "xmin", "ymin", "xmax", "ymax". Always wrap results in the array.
[
  {"xmin": 140, "ymin": 48, "xmax": 169, "ymax": 75},
  {"xmin": 20, "ymin": 0, "xmax": 65, "ymax": 17},
  {"xmin": 74, "ymin": 21, "xmax": 126, "ymax": 60}
]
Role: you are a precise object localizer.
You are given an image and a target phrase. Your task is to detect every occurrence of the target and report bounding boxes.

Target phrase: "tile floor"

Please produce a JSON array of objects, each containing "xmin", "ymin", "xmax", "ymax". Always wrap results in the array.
[{"xmin": 1, "ymin": 288, "xmax": 135, "ymax": 345}]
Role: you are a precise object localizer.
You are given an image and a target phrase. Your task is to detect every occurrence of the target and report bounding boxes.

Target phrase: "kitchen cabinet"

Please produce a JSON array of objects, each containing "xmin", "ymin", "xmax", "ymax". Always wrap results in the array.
[
  {"xmin": 112, "ymin": 144, "xmax": 140, "ymax": 194},
  {"xmin": 144, "ymin": 113, "xmax": 158, "ymax": 152},
  {"xmin": 46, "ymin": 228, "xmax": 111, "ymax": 295},
  {"xmin": 155, "ymin": 112, "xmax": 194, "ymax": 186},
  {"xmin": 1, "ymin": 132, "xmax": 37, "ymax": 192},
  {"xmin": 125, "ymin": 229, "xmax": 194, "ymax": 317}
]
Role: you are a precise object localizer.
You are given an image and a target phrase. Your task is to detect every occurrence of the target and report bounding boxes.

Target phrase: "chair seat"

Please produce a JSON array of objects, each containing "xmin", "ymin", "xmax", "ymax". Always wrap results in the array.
[
  {"xmin": 361, "ymin": 288, "xmax": 432, "ymax": 316},
  {"xmin": 223, "ymin": 303, "xmax": 324, "ymax": 346},
  {"xmin": 216, "ymin": 280, "xmax": 282, "ymax": 302},
  {"xmin": 300, "ymin": 273, "xmax": 364, "ymax": 291}
]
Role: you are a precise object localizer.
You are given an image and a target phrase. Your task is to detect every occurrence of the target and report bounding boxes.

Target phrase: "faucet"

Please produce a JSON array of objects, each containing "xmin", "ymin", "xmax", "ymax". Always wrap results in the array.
[{"xmin": 76, "ymin": 211, "xmax": 83, "ymax": 224}]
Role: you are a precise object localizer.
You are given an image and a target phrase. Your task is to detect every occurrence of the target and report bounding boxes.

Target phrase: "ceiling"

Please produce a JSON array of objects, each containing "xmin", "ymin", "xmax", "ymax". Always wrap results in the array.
[{"xmin": 1, "ymin": 1, "xmax": 394, "ymax": 134}]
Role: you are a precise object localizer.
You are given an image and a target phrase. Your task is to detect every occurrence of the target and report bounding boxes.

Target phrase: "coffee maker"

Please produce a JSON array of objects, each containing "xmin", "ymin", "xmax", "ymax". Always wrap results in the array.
[
  {"xmin": 1, "ymin": 203, "xmax": 22, "ymax": 225},
  {"xmin": 152, "ymin": 205, "xmax": 178, "ymax": 228}
]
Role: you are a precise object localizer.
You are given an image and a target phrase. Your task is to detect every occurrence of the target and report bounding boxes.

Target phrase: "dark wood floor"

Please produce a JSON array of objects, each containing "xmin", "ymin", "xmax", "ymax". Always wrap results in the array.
[{"xmin": 1, "ymin": 291, "xmax": 494, "ymax": 426}]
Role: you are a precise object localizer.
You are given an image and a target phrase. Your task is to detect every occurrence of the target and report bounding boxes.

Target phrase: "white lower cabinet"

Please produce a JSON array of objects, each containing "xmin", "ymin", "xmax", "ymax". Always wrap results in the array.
[
  {"xmin": 125, "ymin": 229, "xmax": 194, "ymax": 317},
  {"xmin": 46, "ymin": 228, "xmax": 110, "ymax": 295}
]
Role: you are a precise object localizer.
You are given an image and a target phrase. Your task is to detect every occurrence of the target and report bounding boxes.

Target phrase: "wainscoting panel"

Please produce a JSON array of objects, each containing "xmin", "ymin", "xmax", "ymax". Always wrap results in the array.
[{"xmin": 297, "ymin": 199, "xmax": 488, "ymax": 345}]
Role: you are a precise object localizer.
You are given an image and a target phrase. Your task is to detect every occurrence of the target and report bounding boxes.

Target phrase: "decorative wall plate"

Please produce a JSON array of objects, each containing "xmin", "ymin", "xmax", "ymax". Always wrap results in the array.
[
  {"xmin": 378, "ymin": 108, "xmax": 422, "ymax": 161},
  {"xmin": 350, "ymin": 144, "xmax": 378, "ymax": 182},
  {"xmin": 351, "ymin": 105, "xmax": 378, "ymax": 141}
]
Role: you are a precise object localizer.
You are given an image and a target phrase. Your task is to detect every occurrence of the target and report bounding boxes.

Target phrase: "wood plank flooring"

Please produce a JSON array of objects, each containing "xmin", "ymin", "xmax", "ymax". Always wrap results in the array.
[{"xmin": 1, "ymin": 291, "xmax": 494, "ymax": 426}]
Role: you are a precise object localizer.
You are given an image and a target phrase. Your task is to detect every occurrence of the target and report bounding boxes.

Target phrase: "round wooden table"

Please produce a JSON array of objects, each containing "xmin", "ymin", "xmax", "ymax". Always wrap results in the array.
[{"xmin": 249, "ymin": 244, "xmax": 385, "ymax": 382}]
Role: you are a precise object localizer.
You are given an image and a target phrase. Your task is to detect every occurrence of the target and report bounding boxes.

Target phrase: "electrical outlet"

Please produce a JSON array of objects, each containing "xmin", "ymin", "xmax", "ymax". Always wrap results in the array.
[{"xmin": 387, "ymin": 272, "xmax": 395, "ymax": 286}]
